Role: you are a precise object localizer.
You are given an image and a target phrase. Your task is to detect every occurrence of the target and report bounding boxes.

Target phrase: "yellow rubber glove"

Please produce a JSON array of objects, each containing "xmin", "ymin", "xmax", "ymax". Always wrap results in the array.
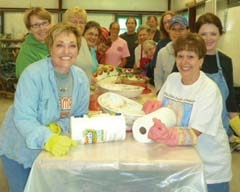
[
  {"xmin": 231, "ymin": 135, "xmax": 240, "ymax": 143},
  {"xmin": 48, "ymin": 122, "xmax": 62, "ymax": 135},
  {"xmin": 230, "ymin": 115, "xmax": 240, "ymax": 136},
  {"xmin": 44, "ymin": 135, "xmax": 77, "ymax": 156}
]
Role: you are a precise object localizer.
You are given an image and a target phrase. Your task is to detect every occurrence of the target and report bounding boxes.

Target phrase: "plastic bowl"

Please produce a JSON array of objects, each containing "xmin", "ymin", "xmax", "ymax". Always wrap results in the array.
[{"xmin": 97, "ymin": 92, "xmax": 145, "ymax": 130}]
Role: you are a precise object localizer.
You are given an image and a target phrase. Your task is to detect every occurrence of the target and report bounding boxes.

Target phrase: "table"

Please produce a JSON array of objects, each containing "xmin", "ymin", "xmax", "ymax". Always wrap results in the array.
[{"xmin": 24, "ymin": 133, "xmax": 207, "ymax": 192}]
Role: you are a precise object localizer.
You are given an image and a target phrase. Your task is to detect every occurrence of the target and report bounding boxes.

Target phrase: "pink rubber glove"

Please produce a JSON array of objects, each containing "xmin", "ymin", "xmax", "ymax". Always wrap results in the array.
[
  {"xmin": 142, "ymin": 100, "xmax": 162, "ymax": 114},
  {"xmin": 148, "ymin": 118, "xmax": 178, "ymax": 145},
  {"xmin": 148, "ymin": 118, "xmax": 197, "ymax": 146}
]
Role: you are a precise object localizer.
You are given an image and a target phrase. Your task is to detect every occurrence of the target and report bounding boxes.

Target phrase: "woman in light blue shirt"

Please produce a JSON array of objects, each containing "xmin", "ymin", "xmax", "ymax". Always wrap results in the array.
[{"xmin": 0, "ymin": 23, "xmax": 90, "ymax": 192}]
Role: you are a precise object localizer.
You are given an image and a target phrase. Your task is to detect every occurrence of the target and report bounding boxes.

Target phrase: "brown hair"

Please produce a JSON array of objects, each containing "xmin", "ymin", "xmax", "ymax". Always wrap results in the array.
[
  {"xmin": 45, "ymin": 22, "xmax": 81, "ymax": 51},
  {"xmin": 83, "ymin": 21, "xmax": 101, "ymax": 36},
  {"xmin": 195, "ymin": 12, "xmax": 223, "ymax": 35},
  {"xmin": 126, "ymin": 16, "xmax": 137, "ymax": 25},
  {"xmin": 137, "ymin": 24, "xmax": 151, "ymax": 34},
  {"xmin": 109, "ymin": 21, "xmax": 120, "ymax": 30},
  {"xmin": 147, "ymin": 15, "xmax": 158, "ymax": 23},
  {"xmin": 24, "ymin": 7, "xmax": 51, "ymax": 30},
  {"xmin": 173, "ymin": 32, "xmax": 206, "ymax": 59},
  {"xmin": 159, "ymin": 11, "xmax": 176, "ymax": 40}
]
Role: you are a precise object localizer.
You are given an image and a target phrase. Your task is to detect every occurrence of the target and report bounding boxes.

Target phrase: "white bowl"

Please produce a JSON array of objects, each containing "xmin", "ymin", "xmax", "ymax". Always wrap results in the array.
[
  {"xmin": 98, "ymin": 83, "xmax": 144, "ymax": 98},
  {"xmin": 98, "ymin": 92, "xmax": 145, "ymax": 130}
]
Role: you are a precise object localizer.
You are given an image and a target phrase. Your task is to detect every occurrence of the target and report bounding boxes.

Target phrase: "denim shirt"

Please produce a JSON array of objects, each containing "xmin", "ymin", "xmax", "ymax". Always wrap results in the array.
[{"xmin": 0, "ymin": 57, "xmax": 90, "ymax": 168}]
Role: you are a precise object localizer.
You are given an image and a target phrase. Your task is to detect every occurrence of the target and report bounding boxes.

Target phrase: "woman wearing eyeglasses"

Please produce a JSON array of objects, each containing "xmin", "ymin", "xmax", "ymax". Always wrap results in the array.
[{"xmin": 15, "ymin": 7, "xmax": 52, "ymax": 78}]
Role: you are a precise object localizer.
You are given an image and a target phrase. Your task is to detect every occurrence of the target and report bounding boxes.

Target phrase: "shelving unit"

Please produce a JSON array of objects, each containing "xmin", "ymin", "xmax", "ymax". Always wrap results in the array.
[
  {"xmin": 0, "ymin": 38, "xmax": 22, "ymax": 62},
  {"xmin": 0, "ymin": 38, "xmax": 22, "ymax": 97}
]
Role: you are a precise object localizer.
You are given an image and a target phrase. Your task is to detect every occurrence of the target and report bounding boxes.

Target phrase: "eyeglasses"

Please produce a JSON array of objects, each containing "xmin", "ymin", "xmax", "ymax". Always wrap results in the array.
[{"xmin": 30, "ymin": 21, "xmax": 49, "ymax": 29}]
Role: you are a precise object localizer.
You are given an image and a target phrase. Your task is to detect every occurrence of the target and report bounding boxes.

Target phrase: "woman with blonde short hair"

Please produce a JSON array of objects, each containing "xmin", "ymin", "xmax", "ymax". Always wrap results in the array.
[{"xmin": 0, "ymin": 23, "xmax": 90, "ymax": 192}]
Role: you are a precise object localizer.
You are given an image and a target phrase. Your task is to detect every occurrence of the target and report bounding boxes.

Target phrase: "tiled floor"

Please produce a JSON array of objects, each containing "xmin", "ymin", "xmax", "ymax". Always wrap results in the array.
[{"xmin": 0, "ymin": 95, "xmax": 239, "ymax": 192}]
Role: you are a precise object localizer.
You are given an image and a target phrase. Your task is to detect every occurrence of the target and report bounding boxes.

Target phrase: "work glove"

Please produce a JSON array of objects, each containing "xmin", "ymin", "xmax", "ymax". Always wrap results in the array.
[
  {"xmin": 230, "ymin": 115, "xmax": 240, "ymax": 136},
  {"xmin": 148, "ymin": 118, "xmax": 197, "ymax": 146},
  {"xmin": 44, "ymin": 135, "xmax": 77, "ymax": 156},
  {"xmin": 142, "ymin": 100, "xmax": 162, "ymax": 114},
  {"xmin": 48, "ymin": 122, "xmax": 62, "ymax": 135}
]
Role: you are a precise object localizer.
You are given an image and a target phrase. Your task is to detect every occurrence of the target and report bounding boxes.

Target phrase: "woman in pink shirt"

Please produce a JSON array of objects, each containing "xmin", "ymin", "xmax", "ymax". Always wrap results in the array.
[{"xmin": 105, "ymin": 22, "xmax": 130, "ymax": 67}]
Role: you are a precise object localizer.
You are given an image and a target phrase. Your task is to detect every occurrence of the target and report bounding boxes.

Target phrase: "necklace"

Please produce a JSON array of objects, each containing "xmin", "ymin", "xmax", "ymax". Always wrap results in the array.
[{"xmin": 54, "ymin": 70, "xmax": 71, "ymax": 94}]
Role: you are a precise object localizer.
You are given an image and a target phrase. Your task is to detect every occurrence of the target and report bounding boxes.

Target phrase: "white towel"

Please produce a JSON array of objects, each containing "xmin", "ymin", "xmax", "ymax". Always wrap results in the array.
[{"xmin": 71, "ymin": 114, "xmax": 126, "ymax": 144}]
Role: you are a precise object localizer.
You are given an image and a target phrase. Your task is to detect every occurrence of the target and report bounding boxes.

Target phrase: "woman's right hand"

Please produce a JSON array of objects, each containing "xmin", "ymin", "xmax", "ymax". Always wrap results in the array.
[{"xmin": 142, "ymin": 99, "xmax": 162, "ymax": 114}]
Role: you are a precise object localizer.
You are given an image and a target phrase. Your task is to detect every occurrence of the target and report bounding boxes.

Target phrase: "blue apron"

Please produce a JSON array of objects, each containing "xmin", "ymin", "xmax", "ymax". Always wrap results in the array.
[{"xmin": 205, "ymin": 52, "xmax": 231, "ymax": 136}]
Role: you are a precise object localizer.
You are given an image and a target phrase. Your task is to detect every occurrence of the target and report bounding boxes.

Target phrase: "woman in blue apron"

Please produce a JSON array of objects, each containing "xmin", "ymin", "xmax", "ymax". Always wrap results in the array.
[
  {"xmin": 203, "ymin": 52, "xmax": 232, "ymax": 136},
  {"xmin": 195, "ymin": 13, "xmax": 239, "ymax": 138}
]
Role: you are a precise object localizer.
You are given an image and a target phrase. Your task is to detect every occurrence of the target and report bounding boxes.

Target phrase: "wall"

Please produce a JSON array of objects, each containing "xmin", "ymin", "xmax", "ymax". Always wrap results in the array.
[
  {"xmin": 87, "ymin": 13, "xmax": 114, "ymax": 29},
  {"xmin": 218, "ymin": 6, "xmax": 240, "ymax": 85},
  {"xmin": 0, "ymin": 0, "xmax": 168, "ymax": 10},
  {"xmin": 170, "ymin": 0, "xmax": 190, "ymax": 11},
  {"xmin": 63, "ymin": 0, "xmax": 168, "ymax": 11},
  {"xmin": 215, "ymin": 0, "xmax": 240, "ymax": 85},
  {"xmin": 0, "ymin": 0, "xmax": 58, "ymax": 8},
  {"xmin": 1, "ymin": 0, "xmax": 167, "ymax": 38}
]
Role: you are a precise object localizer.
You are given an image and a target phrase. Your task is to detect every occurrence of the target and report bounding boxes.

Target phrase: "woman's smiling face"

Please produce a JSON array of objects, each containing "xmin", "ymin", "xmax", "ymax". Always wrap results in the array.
[
  {"xmin": 51, "ymin": 32, "xmax": 79, "ymax": 74},
  {"xmin": 176, "ymin": 50, "xmax": 203, "ymax": 85},
  {"xmin": 198, "ymin": 23, "xmax": 221, "ymax": 55},
  {"xmin": 84, "ymin": 27, "xmax": 99, "ymax": 48},
  {"xmin": 29, "ymin": 15, "xmax": 51, "ymax": 42}
]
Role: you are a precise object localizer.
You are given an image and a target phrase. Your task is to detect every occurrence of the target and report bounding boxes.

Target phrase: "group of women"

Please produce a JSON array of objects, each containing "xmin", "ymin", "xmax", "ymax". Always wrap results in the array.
[{"xmin": 0, "ymin": 5, "xmax": 239, "ymax": 192}]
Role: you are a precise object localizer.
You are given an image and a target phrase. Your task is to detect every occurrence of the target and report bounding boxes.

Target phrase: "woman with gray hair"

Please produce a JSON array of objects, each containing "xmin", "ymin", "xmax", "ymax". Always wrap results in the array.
[{"xmin": 63, "ymin": 6, "xmax": 93, "ymax": 83}]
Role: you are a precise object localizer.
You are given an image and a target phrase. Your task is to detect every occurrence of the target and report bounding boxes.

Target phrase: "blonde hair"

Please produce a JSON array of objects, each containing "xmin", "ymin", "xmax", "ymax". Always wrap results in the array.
[
  {"xmin": 143, "ymin": 40, "xmax": 156, "ymax": 52},
  {"xmin": 62, "ymin": 6, "xmax": 87, "ymax": 22},
  {"xmin": 137, "ymin": 24, "xmax": 151, "ymax": 34},
  {"xmin": 45, "ymin": 22, "xmax": 82, "ymax": 51},
  {"xmin": 24, "ymin": 7, "xmax": 51, "ymax": 29}
]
